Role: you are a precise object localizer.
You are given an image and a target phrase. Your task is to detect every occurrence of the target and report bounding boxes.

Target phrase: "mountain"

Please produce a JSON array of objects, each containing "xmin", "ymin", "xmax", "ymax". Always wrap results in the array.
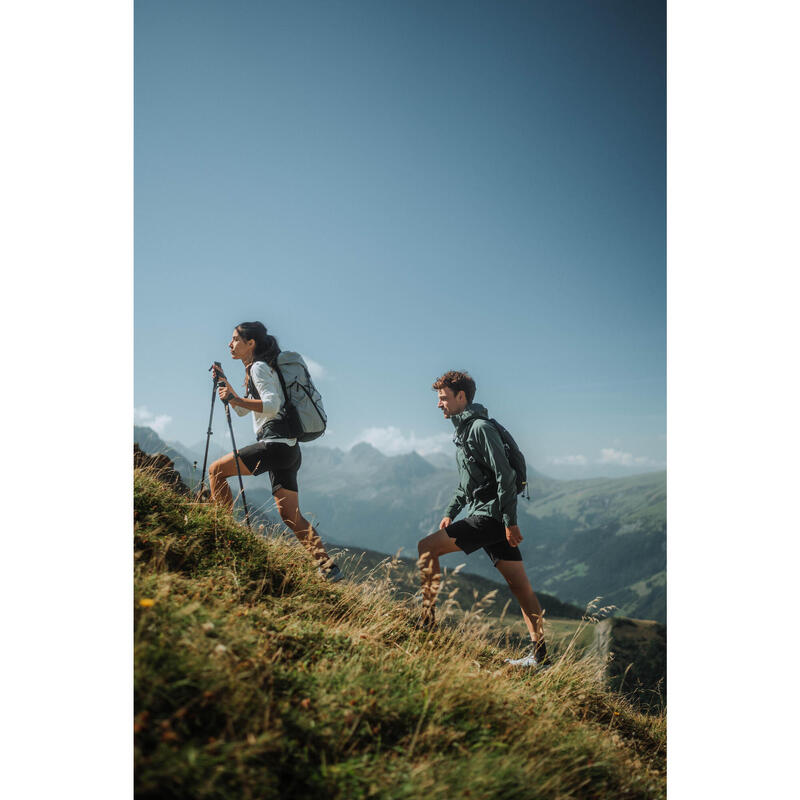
[
  {"xmin": 134, "ymin": 427, "xmax": 666, "ymax": 622},
  {"xmin": 166, "ymin": 438, "xmax": 227, "ymax": 474}
]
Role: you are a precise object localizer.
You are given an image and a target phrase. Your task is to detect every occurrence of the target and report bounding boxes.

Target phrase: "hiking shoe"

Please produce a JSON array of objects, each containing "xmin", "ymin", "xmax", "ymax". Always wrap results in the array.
[
  {"xmin": 504, "ymin": 641, "xmax": 549, "ymax": 669},
  {"xmin": 504, "ymin": 652, "xmax": 549, "ymax": 669},
  {"xmin": 319, "ymin": 563, "xmax": 344, "ymax": 583}
]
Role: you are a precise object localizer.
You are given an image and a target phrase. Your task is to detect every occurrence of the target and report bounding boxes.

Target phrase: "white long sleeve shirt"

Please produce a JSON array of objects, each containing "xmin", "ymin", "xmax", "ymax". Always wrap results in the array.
[{"xmin": 233, "ymin": 361, "xmax": 297, "ymax": 446}]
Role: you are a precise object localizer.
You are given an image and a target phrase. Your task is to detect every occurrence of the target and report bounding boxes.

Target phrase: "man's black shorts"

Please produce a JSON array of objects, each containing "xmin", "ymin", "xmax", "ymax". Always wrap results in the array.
[
  {"xmin": 444, "ymin": 515, "xmax": 523, "ymax": 565},
  {"xmin": 236, "ymin": 441, "xmax": 301, "ymax": 494}
]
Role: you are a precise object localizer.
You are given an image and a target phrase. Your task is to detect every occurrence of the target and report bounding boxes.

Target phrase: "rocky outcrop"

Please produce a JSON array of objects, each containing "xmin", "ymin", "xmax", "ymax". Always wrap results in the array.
[
  {"xmin": 134, "ymin": 444, "xmax": 190, "ymax": 495},
  {"xmin": 593, "ymin": 616, "xmax": 666, "ymax": 710}
]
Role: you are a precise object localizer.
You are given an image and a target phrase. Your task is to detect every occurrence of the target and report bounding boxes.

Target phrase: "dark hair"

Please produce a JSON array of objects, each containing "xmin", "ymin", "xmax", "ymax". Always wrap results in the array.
[
  {"xmin": 432, "ymin": 370, "xmax": 476, "ymax": 404},
  {"xmin": 236, "ymin": 321, "xmax": 280, "ymax": 368}
]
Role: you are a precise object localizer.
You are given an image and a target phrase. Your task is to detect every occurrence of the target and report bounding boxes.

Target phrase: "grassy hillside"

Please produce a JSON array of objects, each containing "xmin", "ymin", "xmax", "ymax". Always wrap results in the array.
[{"xmin": 134, "ymin": 468, "xmax": 665, "ymax": 799}]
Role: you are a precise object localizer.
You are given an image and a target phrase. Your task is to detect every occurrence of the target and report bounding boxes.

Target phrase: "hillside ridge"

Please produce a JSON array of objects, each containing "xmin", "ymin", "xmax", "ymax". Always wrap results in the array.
[{"xmin": 134, "ymin": 466, "xmax": 665, "ymax": 798}]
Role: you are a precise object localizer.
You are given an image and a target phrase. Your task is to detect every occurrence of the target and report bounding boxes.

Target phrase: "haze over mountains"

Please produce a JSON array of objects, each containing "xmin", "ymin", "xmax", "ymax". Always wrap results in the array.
[{"xmin": 134, "ymin": 426, "xmax": 666, "ymax": 623}]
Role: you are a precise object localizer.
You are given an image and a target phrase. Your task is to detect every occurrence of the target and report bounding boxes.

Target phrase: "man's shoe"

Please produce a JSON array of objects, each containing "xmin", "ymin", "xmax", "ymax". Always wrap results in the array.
[
  {"xmin": 319, "ymin": 563, "xmax": 344, "ymax": 583},
  {"xmin": 504, "ymin": 641, "xmax": 549, "ymax": 669}
]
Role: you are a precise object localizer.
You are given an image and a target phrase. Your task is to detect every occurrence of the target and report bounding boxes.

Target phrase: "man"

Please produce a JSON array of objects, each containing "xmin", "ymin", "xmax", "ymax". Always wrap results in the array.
[{"xmin": 417, "ymin": 370, "xmax": 548, "ymax": 668}]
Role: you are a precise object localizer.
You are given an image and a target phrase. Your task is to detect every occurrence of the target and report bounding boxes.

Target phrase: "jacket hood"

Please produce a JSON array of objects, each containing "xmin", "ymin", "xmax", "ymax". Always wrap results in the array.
[{"xmin": 450, "ymin": 402, "xmax": 489, "ymax": 430}]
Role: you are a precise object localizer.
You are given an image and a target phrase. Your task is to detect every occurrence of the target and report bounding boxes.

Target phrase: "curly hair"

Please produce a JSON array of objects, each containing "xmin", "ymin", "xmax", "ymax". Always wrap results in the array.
[{"xmin": 432, "ymin": 370, "xmax": 476, "ymax": 404}]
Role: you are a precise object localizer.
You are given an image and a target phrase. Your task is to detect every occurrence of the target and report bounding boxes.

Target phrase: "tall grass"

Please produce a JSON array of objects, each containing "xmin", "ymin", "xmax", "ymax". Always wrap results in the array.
[{"xmin": 134, "ymin": 469, "xmax": 665, "ymax": 799}]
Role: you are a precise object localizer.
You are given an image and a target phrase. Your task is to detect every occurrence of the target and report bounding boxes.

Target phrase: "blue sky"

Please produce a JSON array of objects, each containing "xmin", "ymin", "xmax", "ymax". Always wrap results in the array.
[{"xmin": 135, "ymin": 0, "xmax": 665, "ymax": 478}]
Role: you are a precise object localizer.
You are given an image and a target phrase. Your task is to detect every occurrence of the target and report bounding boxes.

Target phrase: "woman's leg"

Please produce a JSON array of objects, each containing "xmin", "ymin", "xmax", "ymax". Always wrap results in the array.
[
  {"xmin": 273, "ymin": 488, "xmax": 331, "ymax": 566},
  {"xmin": 208, "ymin": 452, "xmax": 253, "ymax": 508}
]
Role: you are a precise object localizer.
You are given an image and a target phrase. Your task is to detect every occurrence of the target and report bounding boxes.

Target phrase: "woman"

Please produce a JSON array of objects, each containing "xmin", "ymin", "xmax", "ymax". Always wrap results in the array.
[{"xmin": 208, "ymin": 321, "xmax": 342, "ymax": 582}]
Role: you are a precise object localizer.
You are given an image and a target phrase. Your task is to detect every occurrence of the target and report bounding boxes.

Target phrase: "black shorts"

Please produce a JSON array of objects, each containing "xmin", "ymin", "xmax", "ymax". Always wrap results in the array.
[
  {"xmin": 236, "ymin": 441, "xmax": 301, "ymax": 494},
  {"xmin": 445, "ymin": 515, "xmax": 523, "ymax": 565}
]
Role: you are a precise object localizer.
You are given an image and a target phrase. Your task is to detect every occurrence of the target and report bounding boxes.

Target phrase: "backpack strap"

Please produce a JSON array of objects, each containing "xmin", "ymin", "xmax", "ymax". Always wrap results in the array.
[
  {"xmin": 272, "ymin": 361, "xmax": 289, "ymax": 409},
  {"xmin": 455, "ymin": 416, "xmax": 496, "ymax": 500},
  {"xmin": 245, "ymin": 364, "xmax": 260, "ymax": 400}
]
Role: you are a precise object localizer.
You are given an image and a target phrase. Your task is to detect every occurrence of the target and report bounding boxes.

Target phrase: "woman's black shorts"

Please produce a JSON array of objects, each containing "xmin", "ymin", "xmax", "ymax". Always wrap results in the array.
[
  {"xmin": 236, "ymin": 441, "xmax": 302, "ymax": 494},
  {"xmin": 444, "ymin": 515, "xmax": 523, "ymax": 565}
]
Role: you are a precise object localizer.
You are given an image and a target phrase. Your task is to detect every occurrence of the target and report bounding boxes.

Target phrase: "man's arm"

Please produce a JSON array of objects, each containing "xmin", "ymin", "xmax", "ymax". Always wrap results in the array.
[{"xmin": 443, "ymin": 486, "xmax": 467, "ymax": 522}]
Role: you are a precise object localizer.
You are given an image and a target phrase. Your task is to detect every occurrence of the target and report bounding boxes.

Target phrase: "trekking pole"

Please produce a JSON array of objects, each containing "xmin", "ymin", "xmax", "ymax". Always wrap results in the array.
[
  {"xmin": 197, "ymin": 364, "xmax": 220, "ymax": 498},
  {"xmin": 216, "ymin": 363, "xmax": 251, "ymax": 529}
]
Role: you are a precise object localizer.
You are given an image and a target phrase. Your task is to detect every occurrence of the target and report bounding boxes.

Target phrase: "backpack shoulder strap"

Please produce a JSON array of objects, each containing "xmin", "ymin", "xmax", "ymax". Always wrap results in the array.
[
  {"xmin": 271, "ymin": 360, "xmax": 290, "ymax": 407},
  {"xmin": 457, "ymin": 416, "xmax": 491, "ymax": 468}
]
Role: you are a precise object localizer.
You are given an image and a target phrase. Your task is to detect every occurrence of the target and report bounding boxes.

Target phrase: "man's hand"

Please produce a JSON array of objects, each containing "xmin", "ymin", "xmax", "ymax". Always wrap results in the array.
[
  {"xmin": 505, "ymin": 525, "xmax": 523, "ymax": 547},
  {"xmin": 439, "ymin": 517, "xmax": 452, "ymax": 530}
]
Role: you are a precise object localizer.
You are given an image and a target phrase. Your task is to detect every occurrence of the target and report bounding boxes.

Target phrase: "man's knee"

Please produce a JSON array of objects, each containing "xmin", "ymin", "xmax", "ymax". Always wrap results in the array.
[
  {"xmin": 417, "ymin": 537, "xmax": 433, "ymax": 558},
  {"xmin": 496, "ymin": 568, "xmax": 530, "ymax": 594}
]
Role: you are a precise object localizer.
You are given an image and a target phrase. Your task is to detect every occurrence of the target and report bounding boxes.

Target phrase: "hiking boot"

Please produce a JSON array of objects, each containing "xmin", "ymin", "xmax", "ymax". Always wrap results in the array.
[
  {"xmin": 319, "ymin": 563, "xmax": 344, "ymax": 583},
  {"xmin": 504, "ymin": 641, "xmax": 549, "ymax": 669}
]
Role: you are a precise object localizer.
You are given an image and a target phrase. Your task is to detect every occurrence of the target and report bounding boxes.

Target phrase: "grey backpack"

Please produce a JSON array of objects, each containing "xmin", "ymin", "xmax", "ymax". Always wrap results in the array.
[{"xmin": 252, "ymin": 352, "xmax": 327, "ymax": 442}]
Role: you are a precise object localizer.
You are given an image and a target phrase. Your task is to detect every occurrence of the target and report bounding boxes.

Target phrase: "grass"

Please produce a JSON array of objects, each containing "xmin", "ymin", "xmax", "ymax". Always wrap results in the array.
[{"xmin": 134, "ymin": 468, "xmax": 666, "ymax": 799}]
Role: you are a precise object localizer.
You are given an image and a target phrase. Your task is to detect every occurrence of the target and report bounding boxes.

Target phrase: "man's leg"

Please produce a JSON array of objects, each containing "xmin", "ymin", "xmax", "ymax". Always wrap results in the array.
[
  {"xmin": 493, "ymin": 559, "xmax": 546, "ymax": 647},
  {"xmin": 417, "ymin": 529, "xmax": 462, "ymax": 624},
  {"xmin": 209, "ymin": 453, "xmax": 253, "ymax": 508},
  {"xmin": 273, "ymin": 488, "xmax": 331, "ymax": 566}
]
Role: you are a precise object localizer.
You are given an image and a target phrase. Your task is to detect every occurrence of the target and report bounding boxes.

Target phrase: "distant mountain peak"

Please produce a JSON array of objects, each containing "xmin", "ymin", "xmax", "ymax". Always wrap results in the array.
[{"xmin": 348, "ymin": 441, "xmax": 387, "ymax": 459}]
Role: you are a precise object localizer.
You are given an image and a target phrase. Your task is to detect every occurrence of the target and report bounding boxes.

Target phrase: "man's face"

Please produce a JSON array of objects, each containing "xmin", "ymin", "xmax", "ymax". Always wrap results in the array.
[{"xmin": 437, "ymin": 387, "xmax": 467, "ymax": 418}]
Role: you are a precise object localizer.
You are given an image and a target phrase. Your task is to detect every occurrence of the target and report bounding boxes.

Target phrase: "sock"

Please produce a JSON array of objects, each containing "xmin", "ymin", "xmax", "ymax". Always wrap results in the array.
[{"xmin": 533, "ymin": 639, "xmax": 547, "ymax": 662}]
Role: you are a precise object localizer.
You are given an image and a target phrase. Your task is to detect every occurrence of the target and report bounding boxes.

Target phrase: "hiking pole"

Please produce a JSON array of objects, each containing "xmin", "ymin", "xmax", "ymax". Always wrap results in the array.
[
  {"xmin": 197, "ymin": 364, "xmax": 220, "ymax": 498},
  {"xmin": 215, "ymin": 361, "xmax": 252, "ymax": 529}
]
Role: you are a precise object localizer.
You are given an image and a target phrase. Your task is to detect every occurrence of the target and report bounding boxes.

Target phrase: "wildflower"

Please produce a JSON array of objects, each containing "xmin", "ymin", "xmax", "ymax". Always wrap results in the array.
[
  {"xmin": 300, "ymin": 698, "xmax": 311, "ymax": 710},
  {"xmin": 139, "ymin": 598, "xmax": 155, "ymax": 607},
  {"xmin": 202, "ymin": 622, "xmax": 215, "ymax": 632},
  {"xmin": 214, "ymin": 643, "xmax": 227, "ymax": 654}
]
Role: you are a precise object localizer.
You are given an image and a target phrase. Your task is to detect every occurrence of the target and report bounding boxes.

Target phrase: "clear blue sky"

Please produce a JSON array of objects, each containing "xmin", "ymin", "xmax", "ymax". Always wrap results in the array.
[{"xmin": 135, "ymin": 0, "xmax": 665, "ymax": 478}]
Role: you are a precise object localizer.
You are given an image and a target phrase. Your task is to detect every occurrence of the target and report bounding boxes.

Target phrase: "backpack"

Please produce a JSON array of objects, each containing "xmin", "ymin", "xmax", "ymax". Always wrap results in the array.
[
  {"xmin": 251, "ymin": 352, "xmax": 327, "ymax": 442},
  {"xmin": 457, "ymin": 416, "xmax": 530, "ymax": 501}
]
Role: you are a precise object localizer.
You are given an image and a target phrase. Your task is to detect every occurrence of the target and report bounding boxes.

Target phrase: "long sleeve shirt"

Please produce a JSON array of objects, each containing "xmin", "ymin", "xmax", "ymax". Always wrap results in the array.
[{"xmin": 233, "ymin": 361, "xmax": 296, "ymax": 446}]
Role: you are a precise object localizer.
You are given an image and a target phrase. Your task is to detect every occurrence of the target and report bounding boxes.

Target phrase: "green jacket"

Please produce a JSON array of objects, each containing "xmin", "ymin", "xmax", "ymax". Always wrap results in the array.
[{"xmin": 444, "ymin": 403, "xmax": 518, "ymax": 528}]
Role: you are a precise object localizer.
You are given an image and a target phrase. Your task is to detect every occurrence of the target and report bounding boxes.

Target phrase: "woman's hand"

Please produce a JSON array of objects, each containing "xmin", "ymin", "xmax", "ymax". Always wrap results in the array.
[{"xmin": 218, "ymin": 380, "xmax": 239, "ymax": 404}]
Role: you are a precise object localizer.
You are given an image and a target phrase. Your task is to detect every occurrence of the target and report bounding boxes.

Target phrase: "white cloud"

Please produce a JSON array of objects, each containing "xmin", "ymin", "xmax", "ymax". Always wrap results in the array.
[
  {"xmin": 134, "ymin": 406, "xmax": 172, "ymax": 435},
  {"xmin": 598, "ymin": 448, "xmax": 657, "ymax": 467},
  {"xmin": 351, "ymin": 426, "xmax": 452, "ymax": 456},
  {"xmin": 549, "ymin": 454, "xmax": 588, "ymax": 466},
  {"xmin": 301, "ymin": 355, "xmax": 327, "ymax": 380}
]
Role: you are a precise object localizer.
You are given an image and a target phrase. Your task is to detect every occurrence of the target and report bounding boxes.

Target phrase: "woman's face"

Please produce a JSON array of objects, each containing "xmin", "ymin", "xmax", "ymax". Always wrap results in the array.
[{"xmin": 229, "ymin": 329, "xmax": 255, "ymax": 361}]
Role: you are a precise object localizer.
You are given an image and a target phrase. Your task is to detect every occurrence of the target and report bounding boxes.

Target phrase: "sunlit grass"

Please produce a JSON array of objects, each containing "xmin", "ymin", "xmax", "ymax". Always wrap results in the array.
[{"xmin": 134, "ymin": 468, "xmax": 665, "ymax": 799}]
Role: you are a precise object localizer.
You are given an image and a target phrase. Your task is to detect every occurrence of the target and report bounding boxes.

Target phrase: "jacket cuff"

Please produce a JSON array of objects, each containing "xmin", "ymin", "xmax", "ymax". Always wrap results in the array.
[{"xmin": 502, "ymin": 512, "xmax": 517, "ymax": 529}]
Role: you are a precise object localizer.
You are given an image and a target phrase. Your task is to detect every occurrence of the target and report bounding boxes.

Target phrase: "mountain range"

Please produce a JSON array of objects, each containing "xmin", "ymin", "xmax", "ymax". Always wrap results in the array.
[{"xmin": 134, "ymin": 426, "xmax": 666, "ymax": 622}]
